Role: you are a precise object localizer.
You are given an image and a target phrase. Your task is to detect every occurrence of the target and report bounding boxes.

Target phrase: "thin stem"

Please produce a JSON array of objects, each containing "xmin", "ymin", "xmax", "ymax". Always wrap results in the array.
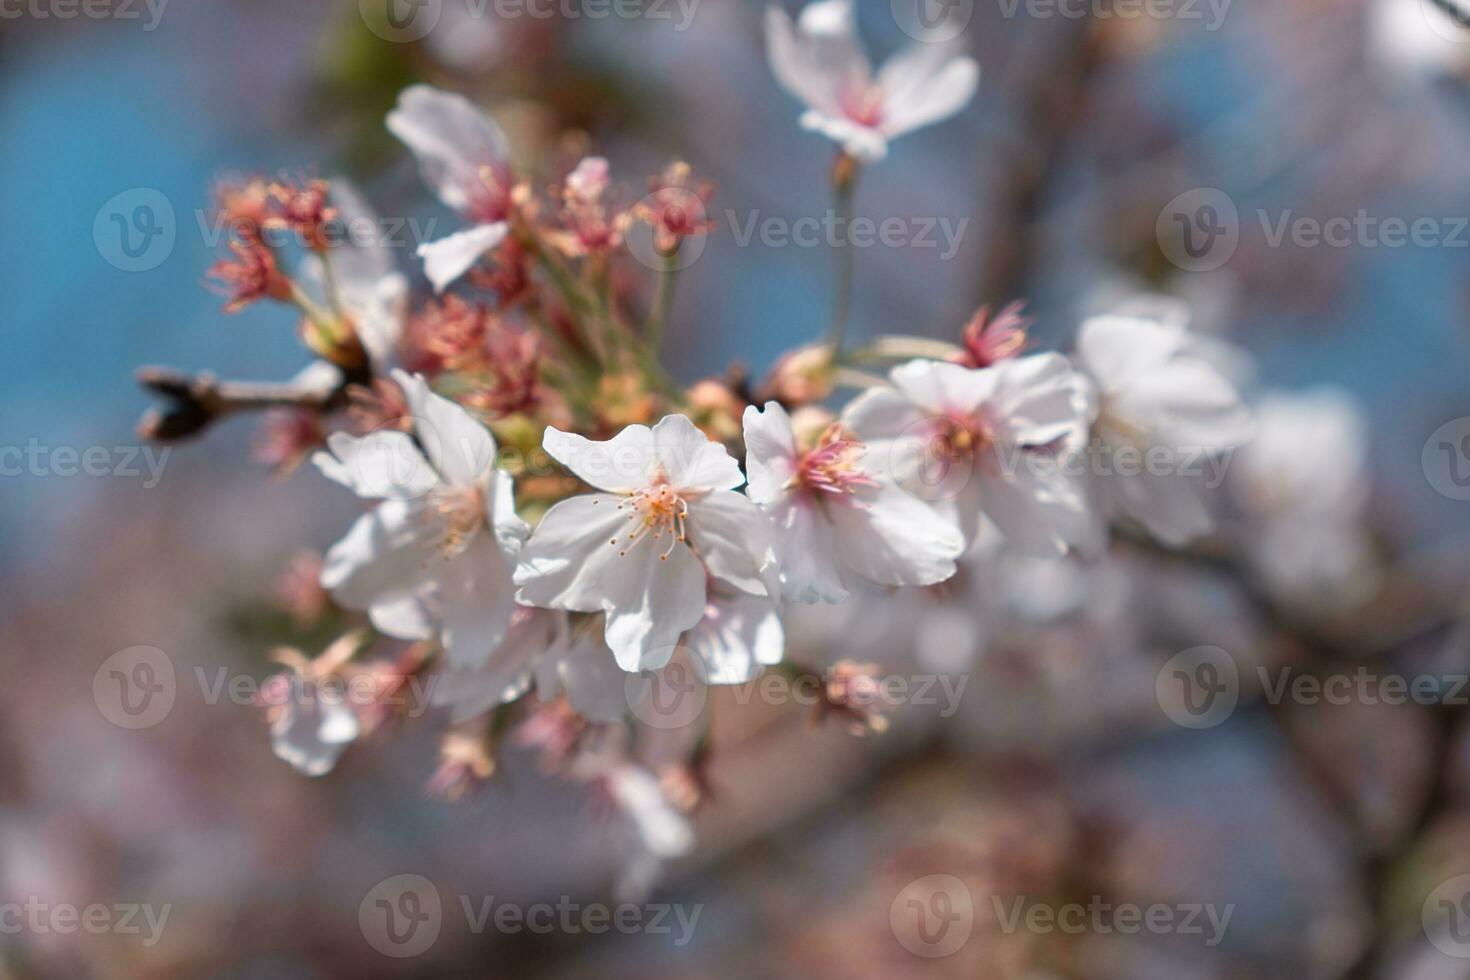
[
  {"xmin": 318, "ymin": 248, "xmax": 347, "ymax": 320},
  {"xmin": 824, "ymin": 154, "xmax": 860, "ymax": 356},
  {"xmin": 646, "ymin": 247, "xmax": 682, "ymax": 352}
]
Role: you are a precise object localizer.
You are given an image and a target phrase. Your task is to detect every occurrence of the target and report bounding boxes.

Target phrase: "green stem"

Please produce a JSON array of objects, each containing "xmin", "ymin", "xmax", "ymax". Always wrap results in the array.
[
  {"xmin": 825, "ymin": 156, "xmax": 860, "ymax": 356},
  {"xmin": 646, "ymin": 248, "xmax": 681, "ymax": 352}
]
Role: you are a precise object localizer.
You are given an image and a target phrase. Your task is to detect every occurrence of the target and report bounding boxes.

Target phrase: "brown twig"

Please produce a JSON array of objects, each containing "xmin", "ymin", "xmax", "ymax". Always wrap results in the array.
[{"xmin": 135, "ymin": 363, "xmax": 364, "ymax": 441}]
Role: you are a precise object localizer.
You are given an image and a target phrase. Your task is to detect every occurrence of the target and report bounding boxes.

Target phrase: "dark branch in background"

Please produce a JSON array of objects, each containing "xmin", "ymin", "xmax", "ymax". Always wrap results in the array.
[
  {"xmin": 135, "ymin": 363, "xmax": 365, "ymax": 441},
  {"xmin": 973, "ymin": 18, "xmax": 1108, "ymax": 308}
]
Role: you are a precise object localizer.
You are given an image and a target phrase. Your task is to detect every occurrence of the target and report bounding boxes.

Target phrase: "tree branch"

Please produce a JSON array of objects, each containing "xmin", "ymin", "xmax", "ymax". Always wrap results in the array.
[{"xmin": 135, "ymin": 363, "xmax": 362, "ymax": 442}]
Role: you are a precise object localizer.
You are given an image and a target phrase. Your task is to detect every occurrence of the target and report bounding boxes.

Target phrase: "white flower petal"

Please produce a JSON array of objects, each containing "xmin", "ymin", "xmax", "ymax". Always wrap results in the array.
[
  {"xmin": 433, "ymin": 534, "xmax": 519, "ymax": 669},
  {"xmin": 686, "ymin": 489, "xmax": 779, "ymax": 597},
  {"xmin": 601, "ymin": 536, "xmax": 707, "ymax": 672},
  {"xmin": 889, "ymin": 358, "xmax": 999, "ymax": 416},
  {"xmin": 878, "ymin": 48, "xmax": 979, "ymax": 139},
  {"xmin": 535, "ymin": 633, "xmax": 628, "ymax": 723},
  {"xmin": 387, "ymin": 84, "xmax": 509, "ymax": 215},
  {"xmin": 828, "ymin": 481, "xmax": 964, "ymax": 587},
  {"xmin": 652, "ymin": 414, "xmax": 744, "ymax": 491},
  {"xmin": 542, "ymin": 425, "xmax": 657, "ymax": 493},
  {"xmin": 416, "ymin": 222, "xmax": 508, "ymax": 293},
  {"xmin": 514, "ymin": 495, "xmax": 631, "ymax": 611},
  {"xmin": 975, "ymin": 463, "xmax": 1091, "ymax": 557},
  {"xmin": 1075, "ymin": 314, "xmax": 1183, "ymax": 392},
  {"xmin": 321, "ymin": 499, "xmax": 438, "ymax": 609},
  {"xmin": 313, "ymin": 431, "xmax": 439, "ymax": 500},
  {"xmin": 768, "ymin": 494, "xmax": 849, "ymax": 604},
  {"xmin": 741, "ymin": 401, "xmax": 800, "ymax": 505},
  {"xmin": 368, "ymin": 592, "xmax": 437, "ymax": 641},
  {"xmin": 687, "ymin": 593, "xmax": 785, "ymax": 685},
  {"xmin": 393, "ymin": 370, "xmax": 499, "ymax": 488}
]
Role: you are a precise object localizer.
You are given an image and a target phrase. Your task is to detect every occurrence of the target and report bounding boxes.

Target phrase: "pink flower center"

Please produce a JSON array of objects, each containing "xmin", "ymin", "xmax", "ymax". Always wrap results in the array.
[
  {"xmin": 841, "ymin": 85, "xmax": 885, "ymax": 128},
  {"xmin": 797, "ymin": 425, "xmax": 877, "ymax": 496},
  {"xmin": 418, "ymin": 483, "xmax": 486, "ymax": 559}
]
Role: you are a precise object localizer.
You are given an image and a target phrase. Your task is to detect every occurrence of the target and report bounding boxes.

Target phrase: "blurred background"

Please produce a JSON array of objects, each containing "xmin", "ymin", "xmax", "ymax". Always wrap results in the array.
[{"xmin": 4, "ymin": 0, "xmax": 1470, "ymax": 976}]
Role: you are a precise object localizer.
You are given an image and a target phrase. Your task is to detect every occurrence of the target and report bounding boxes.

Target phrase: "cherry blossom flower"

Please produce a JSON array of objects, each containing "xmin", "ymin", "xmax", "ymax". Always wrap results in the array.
[
  {"xmin": 1229, "ymin": 388, "xmax": 1376, "ymax": 609},
  {"xmin": 387, "ymin": 85, "xmax": 516, "ymax": 292},
  {"xmin": 257, "ymin": 635, "xmax": 369, "ymax": 778},
  {"xmin": 1072, "ymin": 313, "xmax": 1253, "ymax": 548},
  {"xmin": 743, "ymin": 400, "xmax": 963, "ymax": 603},
  {"xmin": 313, "ymin": 370, "xmax": 529, "ymax": 665},
  {"xmin": 843, "ymin": 356, "xmax": 1094, "ymax": 556},
  {"xmin": 955, "ymin": 301, "xmax": 1029, "ymax": 369},
  {"xmin": 513, "ymin": 415, "xmax": 778, "ymax": 671},
  {"xmin": 764, "ymin": 0, "xmax": 980, "ymax": 161}
]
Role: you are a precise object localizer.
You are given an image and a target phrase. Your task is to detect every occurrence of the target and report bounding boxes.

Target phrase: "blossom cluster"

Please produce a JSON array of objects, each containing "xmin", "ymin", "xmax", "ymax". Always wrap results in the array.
[{"xmin": 140, "ymin": 0, "xmax": 1282, "ymax": 886}]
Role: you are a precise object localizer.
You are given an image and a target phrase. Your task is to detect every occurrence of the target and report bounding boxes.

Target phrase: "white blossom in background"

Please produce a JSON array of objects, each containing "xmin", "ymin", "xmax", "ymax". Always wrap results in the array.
[
  {"xmin": 267, "ymin": 672, "xmax": 361, "ymax": 778},
  {"xmin": 743, "ymin": 400, "xmax": 963, "ymax": 603},
  {"xmin": 1072, "ymin": 313, "xmax": 1253, "ymax": 549},
  {"xmin": 843, "ymin": 356, "xmax": 1094, "ymax": 556},
  {"xmin": 297, "ymin": 180, "xmax": 409, "ymax": 372},
  {"xmin": 313, "ymin": 370, "xmax": 529, "ymax": 665},
  {"xmin": 683, "ymin": 589, "xmax": 786, "ymax": 685},
  {"xmin": 387, "ymin": 85, "xmax": 516, "ymax": 292},
  {"xmin": 432, "ymin": 606, "xmax": 564, "ymax": 723},
  {"xmin": 1230, "ymin": 388, "xmax": 1378, "ymax": 609},
  {"xmin": 764, "ymin": 0, "xmax": 980, "ymax": 161},
  {"xmin": 533, "ymin": 632, "xmax": 630, "ymax": 724},
  {"xmin": 513, "ymin": 415, "xmax": 778, "ymax": 672}
]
